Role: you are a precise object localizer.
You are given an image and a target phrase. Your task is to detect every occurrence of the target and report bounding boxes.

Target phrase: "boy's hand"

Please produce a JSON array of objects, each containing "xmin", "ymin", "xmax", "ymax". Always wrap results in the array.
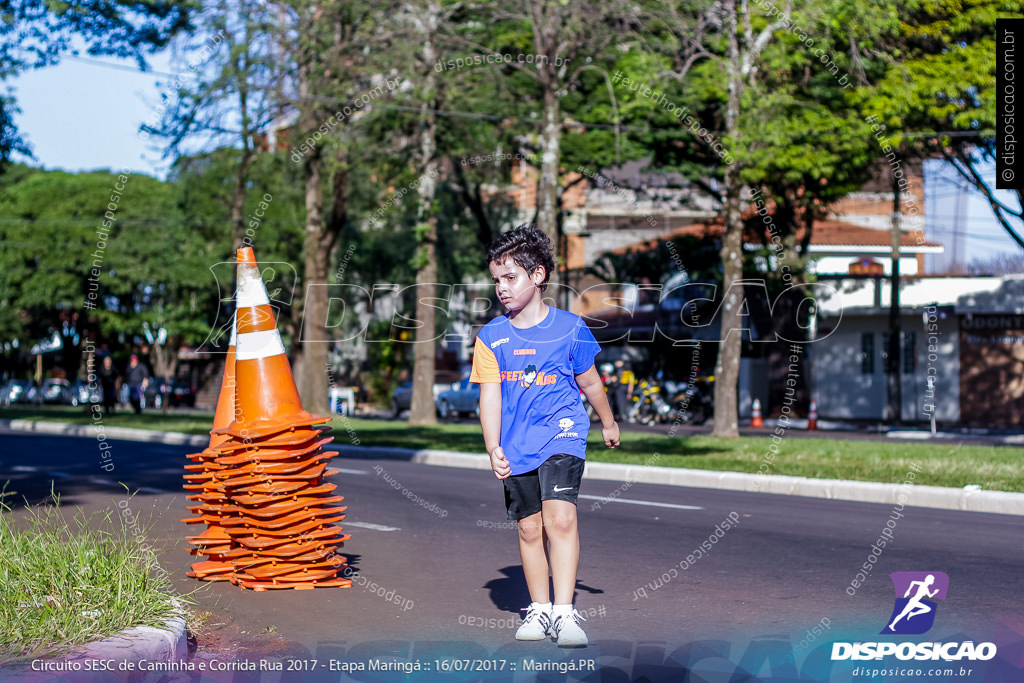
[
  {"xmin": 602, "ymin": 422, "xmax": 620, "ymax": 448},
  {"xmin": 489, "ymin": 446, "xmax": 511, "ymax": 480}
]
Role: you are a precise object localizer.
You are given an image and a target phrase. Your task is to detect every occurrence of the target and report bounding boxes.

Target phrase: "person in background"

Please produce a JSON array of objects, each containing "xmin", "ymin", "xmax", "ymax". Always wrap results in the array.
[
  {"xmin": 613, "ymin": 360, "xmax": 635, "ymax": 421},
  {"xmin": 599, "ymin": 363, "xmax": 620, "ymax": 419},
  {"xmin": 125, "ymin": 354, "xmax": 150, "ymax": 414},
  {"xmin": 98, "ymin": 355, "xmax": 120, "ymax": 416}
]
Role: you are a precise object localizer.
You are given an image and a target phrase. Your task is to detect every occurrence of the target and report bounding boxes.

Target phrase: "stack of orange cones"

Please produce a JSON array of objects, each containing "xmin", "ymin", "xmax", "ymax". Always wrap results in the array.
[
  {"xmin": 181, "ymin": 312, "xmax": 239, "ymax": 582},
  {"xmin": 182, "ymin": 247, "xmax": 352, "ymax": 591}
]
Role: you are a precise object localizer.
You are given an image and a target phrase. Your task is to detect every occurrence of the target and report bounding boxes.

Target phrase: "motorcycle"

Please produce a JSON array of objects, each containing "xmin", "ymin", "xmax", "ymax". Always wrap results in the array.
[
  {"xmin": 669, "ymin": 375, "xmax": 715, "ymax": 425},
  {"xmin": 627, "ymin": 378, "xmax": 674, "ymax": 425}
]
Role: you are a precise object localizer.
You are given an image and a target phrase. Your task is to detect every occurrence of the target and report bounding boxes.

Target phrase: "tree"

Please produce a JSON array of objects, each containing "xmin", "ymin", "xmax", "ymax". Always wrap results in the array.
[
  {"xmin": 656, "ymin": 0, "xmax": 796, "ymax": 437},
  {"xmin": 153, "ymin": 0, "xmax": 283, "ymax": 249},
  {"xmin": 405, "ymin": 0, "xmax": 444, "ymax": 426},
  {"xmin": 0, "ymin": 165, "xmax": 222, "ymax": 378},
  {"xmin": 278, "ymin": 0, "xmax": 402, "ymax": 415},
  {"xmin": 607, "ymin": 0, "xmax": 898, "ymax": 434},
  {"xmin": 448, "ymin": 0, "xmax": 626, "ymax": 283},
  {"xmin": 859, "ymin": 0, "xmax": 1024, "ymax": 250},
  {"xmin": 169, "ymin": 146, "xmax": 306, "ymax": 350}
]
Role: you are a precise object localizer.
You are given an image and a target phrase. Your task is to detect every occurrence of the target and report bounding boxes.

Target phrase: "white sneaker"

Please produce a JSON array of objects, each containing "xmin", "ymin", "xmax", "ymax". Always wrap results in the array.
[
  {"xmin": 515, "ymin": 603, "xmax": 552, "ymax": 640},
  {"xmin": 551, "ymin": 608, "xmax": 588, "ymax": 647}
]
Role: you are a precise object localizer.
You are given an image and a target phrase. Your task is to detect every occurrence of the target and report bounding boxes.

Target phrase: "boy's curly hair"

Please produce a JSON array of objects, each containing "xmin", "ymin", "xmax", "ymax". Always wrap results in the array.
[{"xmin": 486, "ymin": 224, "xmax": 556, "ymax": 292}]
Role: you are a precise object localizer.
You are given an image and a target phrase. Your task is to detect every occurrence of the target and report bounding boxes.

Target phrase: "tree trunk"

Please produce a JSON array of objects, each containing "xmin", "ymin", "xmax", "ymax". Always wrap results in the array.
[
  {"xmin": 293, "ymin": 145, "xmax": 331, "ymax": 416},
  {"xmin": 887, "ymin": 169, "xmax": 902, "ymax": 424},
  {"xmin": 230, "ymin": 149, "xmax": 255, "ymax": 248},
  {"xmin": 409, "ymin": 0, "xmax": 440, "ymax": 427},
  {"xmin": 229, "ymin": 19, "xmax": 255, "ymax": 250},
  {"xmin": 151, "ymin": 340, "xmax": 178, "ymax": 379},
  {"xmin": 765, "ymin": 198, "xmax": 810, "ymax": 415},
  {"xmin": 409, "ymin": 230, "xmax": 438, "ymax": 425},
  {"xmin": 712, "ymin": 0, "xmax": 743, "ymax": 438},
  {"xmin": 713, "ymin": 178, "xmax": 743, "ymax": 437},
  {"xmin": 537, "ymin": 84, "xmax": 561, "ymax": 288}
]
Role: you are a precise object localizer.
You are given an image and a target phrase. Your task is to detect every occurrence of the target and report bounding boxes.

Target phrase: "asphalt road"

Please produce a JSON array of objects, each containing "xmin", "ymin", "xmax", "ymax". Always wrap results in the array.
[{"xmin": 2, "ymin": 429, "xmax": 1023, "ymax": 682}]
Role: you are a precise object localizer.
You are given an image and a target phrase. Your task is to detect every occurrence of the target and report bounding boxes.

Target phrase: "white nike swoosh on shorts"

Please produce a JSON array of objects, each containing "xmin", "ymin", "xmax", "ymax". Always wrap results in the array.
[{"xmin": 553, "ymin": 485, "xmax": 574, "ymax": 493}]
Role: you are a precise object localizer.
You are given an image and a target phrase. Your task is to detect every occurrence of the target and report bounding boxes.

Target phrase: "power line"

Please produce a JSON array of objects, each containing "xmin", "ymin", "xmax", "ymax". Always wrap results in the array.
[{"xmin": 65, "ymin": 55, "xmax": 181, "ymax": 80}]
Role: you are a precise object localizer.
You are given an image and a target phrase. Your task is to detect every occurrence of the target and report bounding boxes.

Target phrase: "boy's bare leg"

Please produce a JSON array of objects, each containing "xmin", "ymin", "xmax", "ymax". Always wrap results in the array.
[
  {"xmin": 517, "ymin": 511, "xmax": 550, "ymax": 603},
  {"xmin": 542, "ymin": 499, "xmax": 579, "ymax": 605}
]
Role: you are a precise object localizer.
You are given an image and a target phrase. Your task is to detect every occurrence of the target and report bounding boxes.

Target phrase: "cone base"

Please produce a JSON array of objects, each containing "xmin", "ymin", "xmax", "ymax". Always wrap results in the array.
[
  {"xmin": 235, "ymin": 577, "xmax": 352, "ymax": 591},
  {"xmin": 213, "ymin": 413, "xmax": 330, "ymax": 440}
]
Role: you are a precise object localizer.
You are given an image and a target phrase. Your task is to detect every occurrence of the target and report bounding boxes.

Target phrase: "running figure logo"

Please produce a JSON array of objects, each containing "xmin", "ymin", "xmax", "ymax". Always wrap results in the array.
[
  {"xmin": 881, "ymin": 571, "xmax": 949, "ymax": 635},
  {"xmin": 520, "ymin": 365, "xmax": 538, "ymax": 388}
]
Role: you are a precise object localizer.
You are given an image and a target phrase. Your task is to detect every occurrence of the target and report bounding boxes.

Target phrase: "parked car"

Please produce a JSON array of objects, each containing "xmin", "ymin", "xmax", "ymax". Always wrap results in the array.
[
  {"xmin": 145, "ymin": 376, "xmax": 192, "ymax": 409},
  {"xmin": 120, "ymin": 377, "xmax": 166, "ymax": 410},
  {"xmin": 70, "ymin": 380, "xmax": 102, "ymax": 406},
  {"xmin": 390, "ymin": 371, "xmax": 462, "ymax": 417},
  {"xmin": 167, "ymin": 379, "xmax": 197, "ymax": 407},
  {"xmin": 40, "ymin": 378, "xmax": 73, "ymax": 404},
  {"xmin": 436, "ymin": 377, "xmax": 481, "ymax": 420},
  {"xmin": 1, "ymin": 379, "xmax": 35, "ymax": 405},
  {"xmin": 391, "ymin": 382, "xmax": 413, "ymax": 417}
]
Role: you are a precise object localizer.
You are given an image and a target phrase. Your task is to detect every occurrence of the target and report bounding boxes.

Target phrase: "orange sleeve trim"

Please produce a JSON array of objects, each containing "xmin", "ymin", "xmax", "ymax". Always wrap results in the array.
[{"xmin": 470, "ymin": 337, "xmax": 501, "ymax": 383}]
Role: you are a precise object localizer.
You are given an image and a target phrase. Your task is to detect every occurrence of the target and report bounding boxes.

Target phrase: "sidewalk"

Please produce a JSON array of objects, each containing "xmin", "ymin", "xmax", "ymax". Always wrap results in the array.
[
  {"xmin": 754, "ymin": 418, "xmax": 1024, "ymax": 446},
  {"xmin": 5, "ymin": 418, "xmax": 1023, "ymax": 516}
]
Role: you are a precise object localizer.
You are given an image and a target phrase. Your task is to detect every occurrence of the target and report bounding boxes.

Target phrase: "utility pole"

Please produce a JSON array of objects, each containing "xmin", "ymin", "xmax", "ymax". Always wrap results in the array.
[{"xmin": 887, "ymin": 164, "xmax": 903, "ymax": 425}]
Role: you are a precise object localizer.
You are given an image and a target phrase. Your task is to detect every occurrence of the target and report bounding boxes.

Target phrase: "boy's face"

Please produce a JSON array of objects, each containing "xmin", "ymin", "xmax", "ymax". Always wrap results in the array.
[{"xmin": 489, "ymin": 257, "xmax": 545, "ymax": 312}]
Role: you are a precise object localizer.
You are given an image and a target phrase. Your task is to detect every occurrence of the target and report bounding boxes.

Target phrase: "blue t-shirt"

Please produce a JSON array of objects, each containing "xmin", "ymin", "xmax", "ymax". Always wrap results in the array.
[{"xmin": 470, "ymin": 306, "xmax": 601, "ymax": 475}]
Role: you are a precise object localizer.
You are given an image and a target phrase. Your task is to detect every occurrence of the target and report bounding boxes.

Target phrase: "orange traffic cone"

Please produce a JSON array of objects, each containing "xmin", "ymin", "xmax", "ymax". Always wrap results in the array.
[
  {"xmin": 207, "ymin": 317, "xmax": 237, "ymax": 450},
  {"xmin": 807, "ymin": 399, "xmax": 818, "ymax": 431},
  {"xmin": 214, "ymin": 247, "xmax": 327, "ymax": 439},
  {"xmin": 183, "ymin": 246, "xmax": 350, "ymax": 591},
  {"xmin": 183, "ymin": 316, "xmax": 238, "ymax": 581},
  {"xmin": 751, "ymin": 398, "xmax": 763, "ymax": 428}
]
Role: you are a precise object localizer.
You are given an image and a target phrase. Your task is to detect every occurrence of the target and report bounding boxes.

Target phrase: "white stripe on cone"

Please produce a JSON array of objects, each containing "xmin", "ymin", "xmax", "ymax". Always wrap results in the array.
[
  {"xmin": 237, "ymin": 268, "xmax": 270, "ymax": 307},
  {"xmin": 236, "ymin": 329, "xmax": 286, "ymax": 361}
]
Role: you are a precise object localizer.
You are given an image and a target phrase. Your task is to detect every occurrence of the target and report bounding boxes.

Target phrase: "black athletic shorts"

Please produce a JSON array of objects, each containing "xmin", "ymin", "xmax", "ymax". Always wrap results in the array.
[{"xmin": 503, "ymin": 453, "xmax": 585, "ymax": 520}]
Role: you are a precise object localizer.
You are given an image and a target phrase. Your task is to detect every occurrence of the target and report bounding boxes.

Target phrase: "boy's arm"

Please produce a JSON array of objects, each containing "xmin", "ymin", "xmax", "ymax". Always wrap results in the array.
[
  {"xmin": 479, "ymin": 382, "xmax": 510, "ymax": 479},
  {"xmin": 575, "ymin": 364, "xmax": 620, "ymax": 448}
]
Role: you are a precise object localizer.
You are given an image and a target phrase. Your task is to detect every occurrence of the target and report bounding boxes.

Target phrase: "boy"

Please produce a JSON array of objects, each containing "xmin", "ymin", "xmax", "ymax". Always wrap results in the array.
[{"xmin": 470, "ymin": 224, "xmax": 620, "ymax": 647}]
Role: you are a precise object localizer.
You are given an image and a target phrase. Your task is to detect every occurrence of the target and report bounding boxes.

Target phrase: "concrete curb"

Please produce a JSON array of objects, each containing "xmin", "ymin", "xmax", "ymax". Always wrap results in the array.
[
  {"xmin": 3, "ymin": 418, "xmax": 210, "ymax": 447},
  {"xmin": 5, "ymin": 419, "xmax": 1024, "ymax": 516},
  {"xmin": 1, "ymin": 606, "xmax": 187, "ymax": 678}
]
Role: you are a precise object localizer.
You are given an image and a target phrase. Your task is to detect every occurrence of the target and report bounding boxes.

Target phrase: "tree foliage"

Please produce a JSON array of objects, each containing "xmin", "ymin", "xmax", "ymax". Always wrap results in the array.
[
  {"xmin": 0, "ymin": 0, "xmax": 193, "ymax": 170},
  {"xmin": 857, "ymin": 0, "xmax": 1024, "ymax": 249}
]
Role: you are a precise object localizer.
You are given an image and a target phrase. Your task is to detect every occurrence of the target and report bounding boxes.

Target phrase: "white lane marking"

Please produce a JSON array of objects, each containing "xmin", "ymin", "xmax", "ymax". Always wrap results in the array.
[
  {"xmin": 137, "ymin": 487, "xmax": 166, "ymax": 494},
  {"xmin": 578, "ymin": 494, "xmax": 703, "ymax": 511},
  {"xmin": 330, "ymin": 467, "xmax": 368, "ymax": 475},
  {"xmin": 344, "ymin": 521, "xmax": 400, "ymax": 532},
  {"xmin": 10, "ymin": 466, "xmax": 73, "ymax": 478},
  {"xmin": 88, "ymin": 477, "xmax": 117, "ymax": 487}
]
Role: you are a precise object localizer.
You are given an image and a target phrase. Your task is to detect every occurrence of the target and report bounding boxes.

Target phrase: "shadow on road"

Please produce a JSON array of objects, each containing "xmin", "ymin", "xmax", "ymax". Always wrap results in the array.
[{"xmin": 483, "ymin": 565, "xmax": 605, "ymax": 615}]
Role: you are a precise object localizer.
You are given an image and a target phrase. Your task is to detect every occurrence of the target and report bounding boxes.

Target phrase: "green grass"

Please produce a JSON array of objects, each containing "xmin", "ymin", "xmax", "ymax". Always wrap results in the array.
[
  {"xmin": 0, "ymin": 490, "xmax": 189, "ymax": 665},
  {"xmin": 3, "ymin": 406, "xmax": 1022, "ymax": 492}
]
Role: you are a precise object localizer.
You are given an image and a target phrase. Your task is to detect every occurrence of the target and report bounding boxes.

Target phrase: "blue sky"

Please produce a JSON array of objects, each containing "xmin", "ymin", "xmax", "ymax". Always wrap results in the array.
[
  {"xmin": 11, "ymin": 51, "xmax": 176, "ymax": 179},
  {"xmin": 924, "ymin": 159, "xmax": 1020, "ymax": 270},
  {"xmin": 8, "ymin": 53, "xmax": 1022, "ymax": 269}
]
